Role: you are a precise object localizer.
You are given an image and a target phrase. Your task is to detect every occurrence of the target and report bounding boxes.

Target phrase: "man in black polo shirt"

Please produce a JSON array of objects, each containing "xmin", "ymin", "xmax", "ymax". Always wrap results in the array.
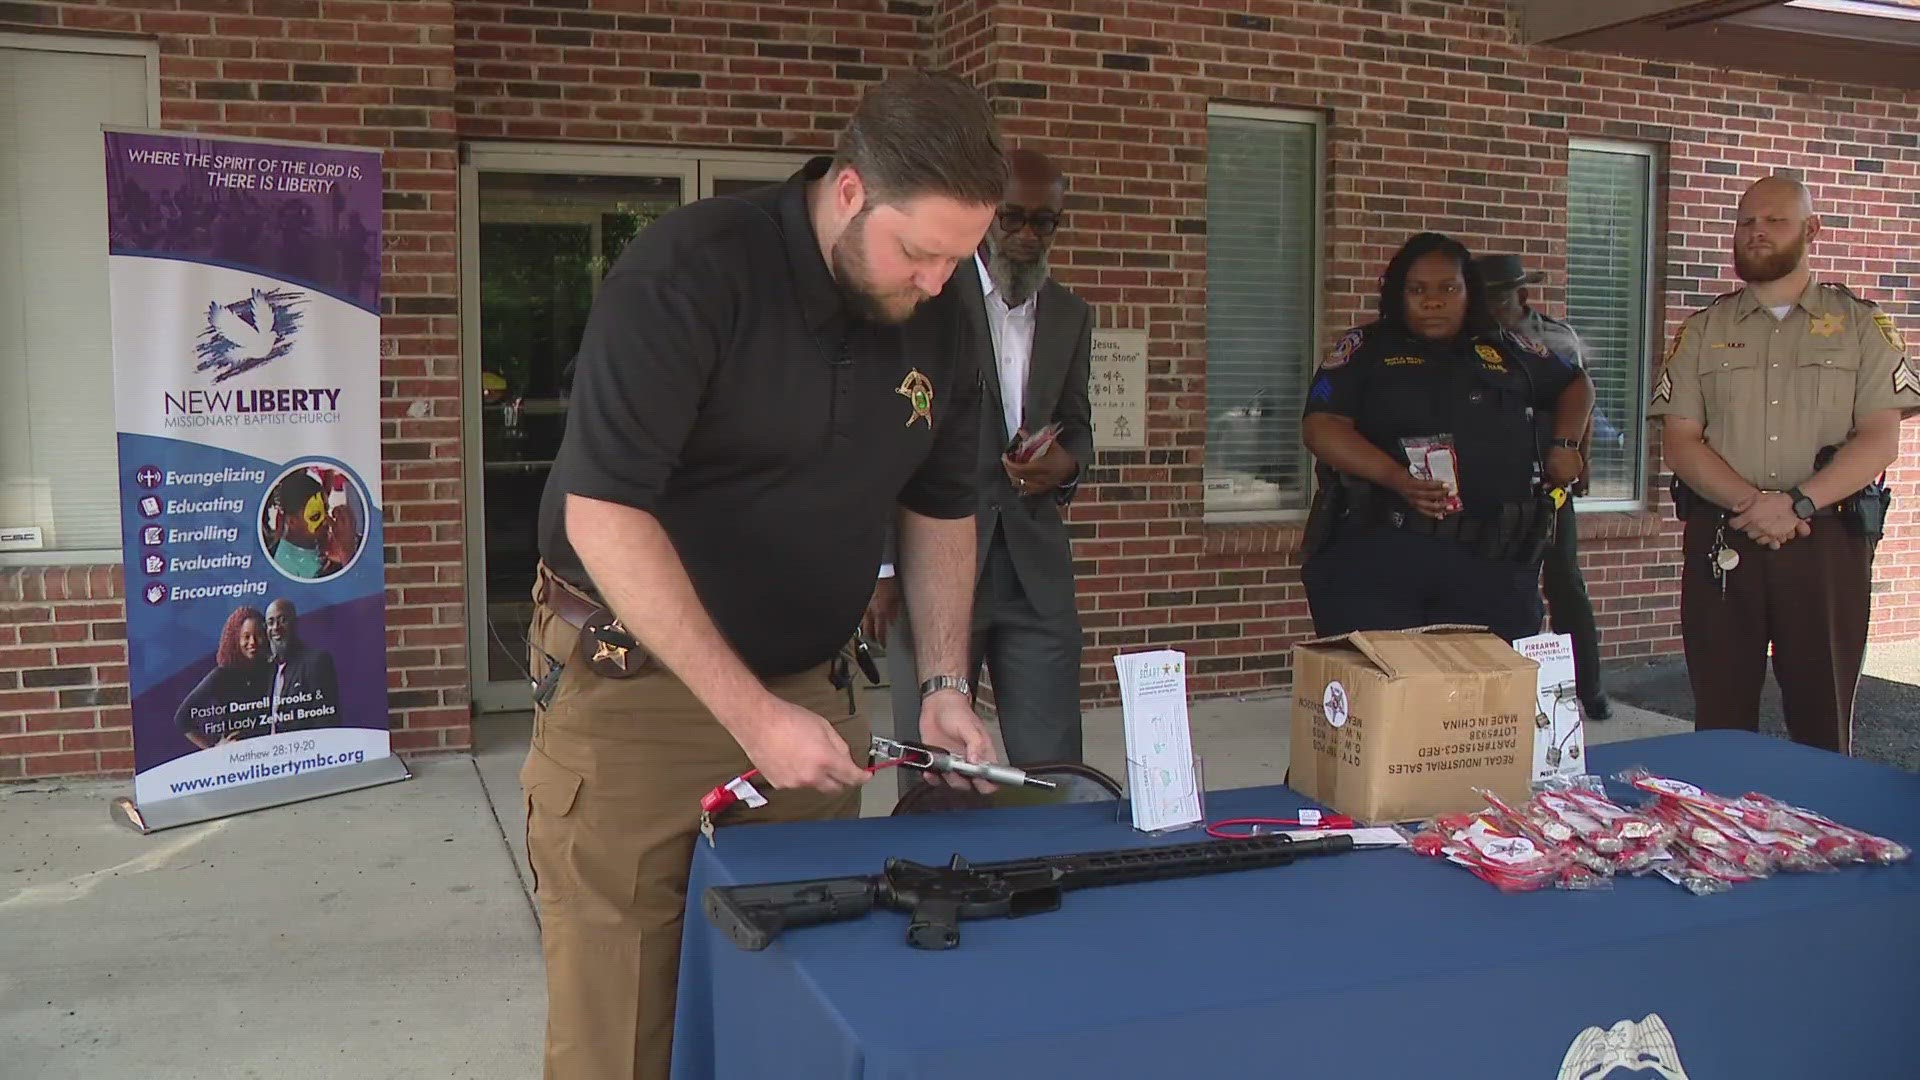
[{"xmin": 519, "ymin": 71, "xmax": 1008, "ymax": 1080}]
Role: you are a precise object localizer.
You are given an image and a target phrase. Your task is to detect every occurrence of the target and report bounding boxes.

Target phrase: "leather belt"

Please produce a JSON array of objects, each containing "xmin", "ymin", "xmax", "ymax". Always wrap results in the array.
[{"xmin": 535, "ymin": 561, "xmax": 649, "ymax": 678}]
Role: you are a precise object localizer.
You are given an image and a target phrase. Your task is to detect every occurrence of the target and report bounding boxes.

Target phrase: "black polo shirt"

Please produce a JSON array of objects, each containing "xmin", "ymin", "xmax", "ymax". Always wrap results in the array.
[
  {"xmin": 536, "ymin": 156, "xmax": 982, "ymax": 677},
  {"xmin": 1304, "ymin": 323, "xmax": 1577, "ymax": 510}
]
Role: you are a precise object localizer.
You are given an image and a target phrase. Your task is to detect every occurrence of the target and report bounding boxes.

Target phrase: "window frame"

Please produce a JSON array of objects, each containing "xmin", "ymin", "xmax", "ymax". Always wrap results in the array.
[
  {"xmin": 1200, "ymin": 101, "xmax": 1326, "ymax": 525},
  {"xmin": 1564, "ymin": 136, "xmax": 1661, "ymax": 514},
  {"xmin": 0, "ymin": 31, "xmax": 162, "ymax": 567}
]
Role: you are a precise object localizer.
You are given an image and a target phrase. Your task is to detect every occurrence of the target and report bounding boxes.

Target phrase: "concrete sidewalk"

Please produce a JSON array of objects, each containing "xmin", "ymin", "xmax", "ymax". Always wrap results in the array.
[
  {"xmin": 4, "ymin": 686, "xmax": 1690, "ymax": 1079},
  {"xmin": 0, "ymin": 758, "xmax": 544, "ymax": 1080}
]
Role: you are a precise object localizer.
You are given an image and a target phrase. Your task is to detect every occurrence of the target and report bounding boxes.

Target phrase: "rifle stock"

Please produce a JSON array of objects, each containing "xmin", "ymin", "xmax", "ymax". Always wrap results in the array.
[
  {"xmin": 702, "ymin": 875, "xmax": 877, "ymax": 951},
  {"xmin": 703, "ymin": 833, "xmax": 1355, "ymax": 951}
]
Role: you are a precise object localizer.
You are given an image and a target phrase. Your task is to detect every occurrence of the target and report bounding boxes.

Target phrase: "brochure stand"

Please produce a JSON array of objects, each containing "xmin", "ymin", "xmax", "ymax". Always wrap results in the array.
[{"xmin": 1118, "ymin": 754, "xmax": 1207, "ymax": 835}]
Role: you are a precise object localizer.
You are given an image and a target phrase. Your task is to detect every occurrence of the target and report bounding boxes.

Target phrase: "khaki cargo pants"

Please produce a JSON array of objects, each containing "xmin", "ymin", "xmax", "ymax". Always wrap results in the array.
[{"xmin": 520, "ymin": 584, "xmax": 867, "ymax": 1080}]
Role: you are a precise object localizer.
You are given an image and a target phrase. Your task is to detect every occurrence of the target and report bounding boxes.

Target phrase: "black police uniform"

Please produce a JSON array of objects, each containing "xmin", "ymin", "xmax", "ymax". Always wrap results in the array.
[
  {"xmin": 535, "ymin": 155, "xmax": 984, "ymax": 678},
  {"xmin": 1300, "ymin": 323, "xmax": 1578, "ymax": 643}
]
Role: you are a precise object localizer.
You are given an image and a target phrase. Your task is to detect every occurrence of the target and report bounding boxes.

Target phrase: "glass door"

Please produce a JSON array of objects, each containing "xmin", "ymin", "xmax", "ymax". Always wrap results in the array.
[{"xmin": 460, "ymin": 151, "xmax": 695, "ymax": 712}]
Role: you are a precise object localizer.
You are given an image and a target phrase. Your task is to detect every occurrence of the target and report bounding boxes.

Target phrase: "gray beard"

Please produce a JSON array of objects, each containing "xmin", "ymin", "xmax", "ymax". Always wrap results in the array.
[{"xmin": 987, "ymin": 250, "xmax": 1048, "ymax": 308}]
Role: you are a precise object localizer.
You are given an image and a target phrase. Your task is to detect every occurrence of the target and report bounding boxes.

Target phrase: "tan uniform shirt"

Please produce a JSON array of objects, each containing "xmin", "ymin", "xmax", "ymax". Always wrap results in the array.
[{"xmin": 1648, "ymin": 277, "xmax": 1916, "ymax": 490}]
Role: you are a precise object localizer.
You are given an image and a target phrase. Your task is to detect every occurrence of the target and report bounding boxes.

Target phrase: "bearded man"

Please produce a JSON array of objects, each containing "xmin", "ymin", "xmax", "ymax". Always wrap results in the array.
[
  {"xmin": 523, "ymin": 70, "xmax": 1010, "ymax": 1080},
  {"xmin": 1650, "ymin": 173, "xmax": 1917, "ymax": 755},
  {"xmin": 865, "ymin": 147, "xmax": 1097, "ymax": 785}
]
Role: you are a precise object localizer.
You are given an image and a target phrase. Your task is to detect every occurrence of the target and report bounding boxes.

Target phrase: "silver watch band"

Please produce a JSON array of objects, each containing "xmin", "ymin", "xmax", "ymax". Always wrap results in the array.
[{"xmin": 919, "ymin": 674, "xmax": 971, "ymax": 699}]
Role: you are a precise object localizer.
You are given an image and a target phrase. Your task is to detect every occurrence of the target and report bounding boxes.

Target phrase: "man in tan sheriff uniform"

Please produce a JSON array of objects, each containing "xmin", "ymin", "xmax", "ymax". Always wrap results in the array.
[{"xmin": 1649, "ymin": 174, "xmax": 1917, "ymax": 754}]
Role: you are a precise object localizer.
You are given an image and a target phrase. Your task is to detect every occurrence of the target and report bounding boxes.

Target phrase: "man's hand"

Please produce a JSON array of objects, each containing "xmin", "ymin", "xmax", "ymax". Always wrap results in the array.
[
  {"xmin": 729, "ymin": 696, "xmax": 871, "ymax": 795},
  {"xmin": 1545, "ymin": 446, "xmax": 1583, "ymax": 488},
  {"xmin": 861, "ymin": 576, "xmax": 901, "ymax": 647},
  {"xmin": 1386, "ymin": 470, "xmax": 1455, "ymax": 519},
  {"xmin": 917, "ymin": 689, "xmax": 1000, "ymax": 794},
  {"xmin": 1729, "ymin": 490, "xmax": 1811, "ymax": 549},
  {"xmin": 1002, "ymin": 437, "xmax": 1078, "ymax": 498}
]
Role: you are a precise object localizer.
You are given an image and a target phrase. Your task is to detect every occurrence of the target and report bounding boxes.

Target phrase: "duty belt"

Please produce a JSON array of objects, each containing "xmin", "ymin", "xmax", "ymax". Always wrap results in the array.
[
  {"xmin": 1347, "ymin": 492, "xmax": 1552, "ymax": 564},
  {"xmin": 534, "ymin": 562, "xmax": 651, "ymax": 679}
]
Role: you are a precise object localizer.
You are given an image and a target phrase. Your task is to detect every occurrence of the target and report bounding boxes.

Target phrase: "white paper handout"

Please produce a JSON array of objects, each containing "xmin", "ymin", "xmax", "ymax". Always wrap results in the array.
[
  {"xmin": 1113, "ymin": 649, "xmax": 1203, "ymax": 833},
  {"xmin": 1513, "ymin": 633, "xmax": 1584, "ymax": 781}
]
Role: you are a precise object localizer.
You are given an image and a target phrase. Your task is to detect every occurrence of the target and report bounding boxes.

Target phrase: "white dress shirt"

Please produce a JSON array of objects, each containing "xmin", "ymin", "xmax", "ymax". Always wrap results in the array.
[
  {"xmin": 976, "ymin": 253, "xmax": 1038, "ymax": 443},
  {"xmin": 878, "ymin": 257, "xmax": 1042, "ymax": 583}
]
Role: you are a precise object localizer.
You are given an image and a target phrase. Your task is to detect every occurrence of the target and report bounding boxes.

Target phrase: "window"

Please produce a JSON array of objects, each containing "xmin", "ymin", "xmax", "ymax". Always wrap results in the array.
[
  {"xmin": 1566, "ymin": 141, "xmax": 1659, "ymax": 507},
  {"xmin": 1, "ymin": 35, "xmax": 157, "ymax": 561},
  {"xmin": 1203, "ymin": 105, "xmax": 1323, "ymax": 518}
]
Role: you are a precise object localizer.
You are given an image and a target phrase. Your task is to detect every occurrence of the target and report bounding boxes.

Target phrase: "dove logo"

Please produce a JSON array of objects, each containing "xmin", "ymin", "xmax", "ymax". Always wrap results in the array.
[
  {"xmin": 196, "ymin": 287, "xmax": 305, "ymax": 382},
  {"xmin": 1557, "ymin": 1013, "xmax": 1691, "ymax": 1079}
]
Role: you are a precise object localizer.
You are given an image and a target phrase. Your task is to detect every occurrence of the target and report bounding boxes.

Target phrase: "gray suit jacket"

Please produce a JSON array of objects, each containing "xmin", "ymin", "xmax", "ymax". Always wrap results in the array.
[{"xmin": 884, "ymin": 261, "xmax": 1095, "ymax": 621}]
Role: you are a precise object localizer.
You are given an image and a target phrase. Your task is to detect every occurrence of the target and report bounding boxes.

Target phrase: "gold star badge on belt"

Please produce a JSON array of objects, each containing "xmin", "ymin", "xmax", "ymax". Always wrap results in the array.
[
  {"xmin": 896, "ymin": 369, "xmax": 934, "ymax": 427},
  {"xmin": 1809, "ymin": 312, "xmax": 1845, "ymax": 337}
]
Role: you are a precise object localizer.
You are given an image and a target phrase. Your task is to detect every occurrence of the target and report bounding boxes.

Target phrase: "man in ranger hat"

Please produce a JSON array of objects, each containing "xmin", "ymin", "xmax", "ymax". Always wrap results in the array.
[{"xmin": 1476, "ymin": 253, "xmax": 1612, "ymax": 720}]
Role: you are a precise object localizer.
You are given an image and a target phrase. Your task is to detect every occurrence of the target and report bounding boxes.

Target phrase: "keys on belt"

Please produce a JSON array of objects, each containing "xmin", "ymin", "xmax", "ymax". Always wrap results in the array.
[{"xmin": 1708, "ymin": 521, "xmax": 1740, "ymax": 598}]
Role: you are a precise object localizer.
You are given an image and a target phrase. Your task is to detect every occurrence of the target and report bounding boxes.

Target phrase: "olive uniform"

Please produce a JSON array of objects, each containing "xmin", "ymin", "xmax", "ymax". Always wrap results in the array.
[
  {"xmin": 1649, "ymin": 277, "xmax": 1916, "ymax": 753},
  {"xmin": 1301, "ymin": 323, "xmax": 1580, "ymax": 642}
]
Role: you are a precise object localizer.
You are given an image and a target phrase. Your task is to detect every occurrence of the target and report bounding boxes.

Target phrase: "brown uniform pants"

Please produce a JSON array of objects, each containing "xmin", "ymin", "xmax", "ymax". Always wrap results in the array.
[
  {"xmin": 520, "ymin": 570, "xmax": 868, "ymax": 1080},
  {"xmin": 1680, "ymin": 509, "xmax": 1872, "ymax": 754}
]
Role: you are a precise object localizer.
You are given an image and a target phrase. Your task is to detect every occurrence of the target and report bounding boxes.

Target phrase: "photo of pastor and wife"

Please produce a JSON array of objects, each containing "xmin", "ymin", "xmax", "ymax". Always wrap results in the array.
[{"xmin": 172, "ymin": 598, "xmax": 341, "ymax": 749}]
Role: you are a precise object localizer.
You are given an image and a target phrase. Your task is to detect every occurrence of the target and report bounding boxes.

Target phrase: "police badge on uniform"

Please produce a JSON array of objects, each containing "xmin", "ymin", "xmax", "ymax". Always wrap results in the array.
[
  {"xmin": 1475, "ymin": 343, "xmax": 1506, "ymax": 371},
  {"xmin": 896, "ymin": 369, "xmax": 934, "ymax": 427}
]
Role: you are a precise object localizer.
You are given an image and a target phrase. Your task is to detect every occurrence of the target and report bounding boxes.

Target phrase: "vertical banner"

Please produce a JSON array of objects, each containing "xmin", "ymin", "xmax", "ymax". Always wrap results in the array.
[{"xmin": 103, "ymin": 129, "xmax": 405, "ymax": 830}]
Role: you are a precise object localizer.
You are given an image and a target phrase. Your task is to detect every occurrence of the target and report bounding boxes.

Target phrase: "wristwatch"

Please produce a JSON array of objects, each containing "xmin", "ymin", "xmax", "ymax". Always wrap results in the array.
[
  {"xmin": 919, "ymin": 674, "xmax": 971, "ymax": 700},
  {"xmin": 1787, "ymin": 486, "xmax": 1817, "ymax": 520},
  {"xmin": 1550, "ymin": 437, "xmax": 1582, "ymax": 451}
]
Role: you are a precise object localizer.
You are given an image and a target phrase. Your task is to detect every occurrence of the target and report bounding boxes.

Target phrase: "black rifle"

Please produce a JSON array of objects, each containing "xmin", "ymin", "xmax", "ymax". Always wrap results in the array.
[{"xmin": 703, "ymin": 832, "xmax": 1356, "ymax": 951}]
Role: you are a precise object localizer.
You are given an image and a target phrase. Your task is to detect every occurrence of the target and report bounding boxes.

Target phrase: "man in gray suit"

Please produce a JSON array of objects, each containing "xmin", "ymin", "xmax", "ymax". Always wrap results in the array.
[{"xmin": 863, "ymin": 148, "xmax": 1095, "ymax": 791}]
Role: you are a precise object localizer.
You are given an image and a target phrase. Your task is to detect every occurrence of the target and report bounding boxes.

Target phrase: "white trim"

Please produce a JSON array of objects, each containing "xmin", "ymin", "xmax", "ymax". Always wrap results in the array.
[
  {"xmin": 1201, "ymin": 102, "xmax": 1326, "ymax": 525},
  {"xmin": 0, "ymin": 33, "xmax": 161, "ymax": 567},
  {"xmin": 701, "ymin": 154, "xmax": 809, "ymax": 199},
  {"xmin": 0, "ymin": 548, "xmax": 121, "ymax": 568},
  {"xmin": 0, "ymin": 32, "xmax": 160, "ymax": 127},
  {"xmin": 1567, "ymin": 137, "xmax": 1661, "ymax": 514}
]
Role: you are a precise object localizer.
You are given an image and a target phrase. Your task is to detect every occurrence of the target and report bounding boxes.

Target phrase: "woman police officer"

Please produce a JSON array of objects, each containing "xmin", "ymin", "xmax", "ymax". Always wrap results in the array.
[{"xmin": 1299, "ymin": 232, "xmax": 1595, "ymax": 642}]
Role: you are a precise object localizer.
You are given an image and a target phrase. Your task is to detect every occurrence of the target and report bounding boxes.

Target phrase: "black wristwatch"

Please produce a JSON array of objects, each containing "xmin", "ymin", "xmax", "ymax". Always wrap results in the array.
[
  {"xmin": 919, "ymin": 674, "xmax": 971, "ymax": 699},
  {"xmin": 1788, "ymin": 486, "xmax": 1816, "ymax": 520}
]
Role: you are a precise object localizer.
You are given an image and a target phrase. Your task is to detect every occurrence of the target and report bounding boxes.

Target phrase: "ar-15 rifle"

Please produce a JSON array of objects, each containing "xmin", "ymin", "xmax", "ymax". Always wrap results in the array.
[{"xmin": 703, "ymin": 832, "xmax": 1355, "ymax": 951}]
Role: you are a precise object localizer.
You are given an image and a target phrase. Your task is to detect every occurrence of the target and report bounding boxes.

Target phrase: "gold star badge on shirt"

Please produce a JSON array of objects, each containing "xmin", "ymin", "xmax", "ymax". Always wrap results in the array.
[
  {"xmin": 1809, "ymin": 312, "xmax": 1845, "ymax": 337},
  {"xmin": 896, "ymin": 369, "xmax": 934, "ymax": 427}
]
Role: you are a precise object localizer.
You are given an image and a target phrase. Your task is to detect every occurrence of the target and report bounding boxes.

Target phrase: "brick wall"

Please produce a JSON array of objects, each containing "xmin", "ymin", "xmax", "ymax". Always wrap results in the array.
[
  {"xmin": 1, "ymin": 0, "xmax": 470, "ymax": 780},
  {"xmin": 5, "ymin": 0, "xmax": 1918, "ymax": 778},
  {"xmin": 964, "ymin": 0, "xmax": 1920, "ymax": 702}
]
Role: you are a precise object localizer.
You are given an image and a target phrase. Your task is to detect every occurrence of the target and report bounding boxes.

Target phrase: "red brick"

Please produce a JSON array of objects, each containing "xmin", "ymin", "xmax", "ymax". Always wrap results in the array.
[
  {"xmin": 26, "ymin": 713, "xmax": 98, "ymax": 733},
  {"xmin": 25, "ymin": 752, "xmax": 100, "ymax": 776}
]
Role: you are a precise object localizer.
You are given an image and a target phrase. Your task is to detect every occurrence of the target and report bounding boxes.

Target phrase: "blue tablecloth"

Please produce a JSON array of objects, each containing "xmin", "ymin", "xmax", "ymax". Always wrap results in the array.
[{"xmin": 671, "ymin": 731, "xmax": 1920, "ymax": 1079}]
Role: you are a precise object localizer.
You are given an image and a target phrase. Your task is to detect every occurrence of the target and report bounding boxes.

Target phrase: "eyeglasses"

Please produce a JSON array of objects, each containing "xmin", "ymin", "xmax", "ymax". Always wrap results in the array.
[{"xmin": 996, "ymin": 205, "xmax": 1062, "ymax": 238}]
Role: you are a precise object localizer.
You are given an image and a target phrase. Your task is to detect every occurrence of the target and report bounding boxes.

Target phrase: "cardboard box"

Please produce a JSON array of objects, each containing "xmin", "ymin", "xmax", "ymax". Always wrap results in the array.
[{"xmin": 1290, "ymin": 625, "xmax": 1538, "ymax": 824}]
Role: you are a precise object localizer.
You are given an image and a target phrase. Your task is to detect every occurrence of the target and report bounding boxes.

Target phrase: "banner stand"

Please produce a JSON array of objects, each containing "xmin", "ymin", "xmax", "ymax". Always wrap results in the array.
[
  {"xmin": 111, "ymin": 756, "xmax": 411, "ymax": 834},
  {"xmin": 103, "ymin": 127, "xmax": 400, "ymax": 831}
]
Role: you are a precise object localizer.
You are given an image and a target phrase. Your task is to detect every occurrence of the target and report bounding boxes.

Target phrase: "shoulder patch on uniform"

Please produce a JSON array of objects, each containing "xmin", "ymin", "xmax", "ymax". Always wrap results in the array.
[
  {"xmin": 1873, "ymin": 310, "xmax": 1906, "ymax": 353},
  {"xmin": 1322, "ymin": 328, "xmax": 1364, "ymax": 370},
  {"xmin": 1893, "ymin": 358, "xmax": 1920, "ymax": 396},
  {"xmin": 1662, "ymin": 321, "xmax": 1688, "ymax": 368},
  {"xmin": 1652, "ymin": 367, "xmax": 1673, "ymax": 403}
]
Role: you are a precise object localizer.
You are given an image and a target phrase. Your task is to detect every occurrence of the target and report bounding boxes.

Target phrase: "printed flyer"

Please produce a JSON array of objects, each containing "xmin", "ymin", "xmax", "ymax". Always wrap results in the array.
[{"xmin": 104, "ymin": 129, "xmax": 391, "ymax": 810}]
